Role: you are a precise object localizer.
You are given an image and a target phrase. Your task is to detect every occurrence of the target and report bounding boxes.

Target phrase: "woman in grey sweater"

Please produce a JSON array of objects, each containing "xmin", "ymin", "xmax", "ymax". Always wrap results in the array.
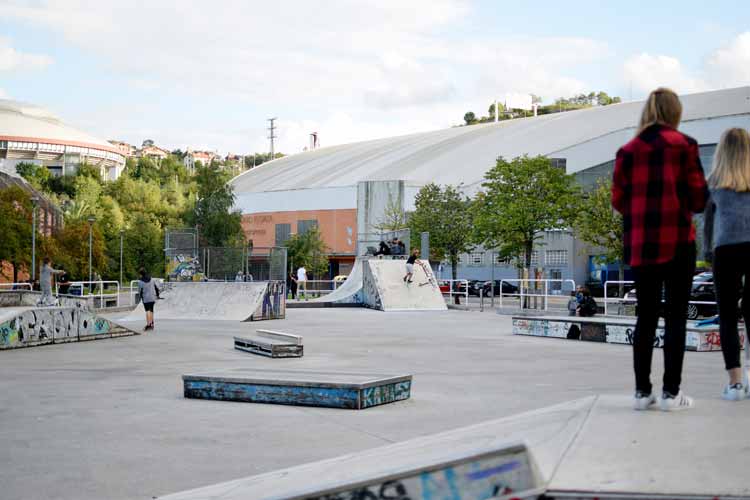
[
  {"xmin": 137, "ymin": 268, "xmax": 160, "ymax": 331},
  {"xmin": 703, "ymin": 128, "xmax": 750, "ymax": 401}
]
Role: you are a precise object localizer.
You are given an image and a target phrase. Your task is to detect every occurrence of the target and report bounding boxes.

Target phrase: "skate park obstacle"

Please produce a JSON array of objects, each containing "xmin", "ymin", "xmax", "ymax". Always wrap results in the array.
[
  {"xmin": 233, "ymin": 329, "xmax": 303, "ymax": 358},
  {"xmin": 183, "ymin": 370, "xmax": 412, "ymax": 409}
]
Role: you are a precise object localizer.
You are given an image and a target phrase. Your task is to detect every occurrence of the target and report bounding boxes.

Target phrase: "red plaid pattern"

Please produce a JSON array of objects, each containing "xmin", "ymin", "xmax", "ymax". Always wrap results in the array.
[{"xmin": 612, "ymin": 124, "xmax": 708, "ymax": 267}]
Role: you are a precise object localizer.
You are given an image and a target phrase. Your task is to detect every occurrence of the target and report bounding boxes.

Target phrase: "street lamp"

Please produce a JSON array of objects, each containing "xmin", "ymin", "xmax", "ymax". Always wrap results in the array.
[
  {"xmin": 30, "ymin": 196, "xmax": 39, "ymax": 282},
  {"xmin": 87, "ymin": 216, "xmax": 96, "ymax": 288},
  {"xmin": 119, "ymin": 229, "xmax": 125, "ymax": 286}
]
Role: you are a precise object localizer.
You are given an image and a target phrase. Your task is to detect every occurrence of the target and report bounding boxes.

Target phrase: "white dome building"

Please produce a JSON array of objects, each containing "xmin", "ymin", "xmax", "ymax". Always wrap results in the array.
[{"xmin": 0, "ymin": 100, "xmax": 126, "ymax": 181}]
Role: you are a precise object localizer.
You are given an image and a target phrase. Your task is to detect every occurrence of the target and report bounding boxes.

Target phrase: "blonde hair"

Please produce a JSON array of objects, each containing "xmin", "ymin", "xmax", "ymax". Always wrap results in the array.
[
  {"xmin": 638, "ymin": 87, "xmax": 682, "ymax": 132},
  {"xmin": 708, "ymin": 128, "xmax": 750, "ymax": 192}
]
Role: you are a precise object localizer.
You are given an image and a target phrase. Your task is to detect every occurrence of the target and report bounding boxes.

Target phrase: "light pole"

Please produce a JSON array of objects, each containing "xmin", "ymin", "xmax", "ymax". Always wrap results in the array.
[
  {"xmin": 119, "ymin": 229, "xmax": 125, "ymax": 286},
  {"xmin": 31, "ymin": 196, "xmax": 39, "ymax": 283},
  {"xmin": 87, "ymin": 216, "xmax": 96, "ymax": 288}
]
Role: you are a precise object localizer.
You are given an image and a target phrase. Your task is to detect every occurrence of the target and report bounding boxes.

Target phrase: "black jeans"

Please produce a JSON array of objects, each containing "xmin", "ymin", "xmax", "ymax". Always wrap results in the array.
[
  {"xmin": 632, "ymin": 243, "xmax": 695, "ymax": 395},
  {"xmin": 713, "ymin": 243, "xmax": 750, "ymax": 371}
]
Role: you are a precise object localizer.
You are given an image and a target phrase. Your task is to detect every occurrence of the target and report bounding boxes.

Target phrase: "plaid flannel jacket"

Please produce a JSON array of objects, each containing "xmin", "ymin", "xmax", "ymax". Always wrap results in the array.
[{"xmin": 612, "ymin": 124, "xmax": 708, "ymax": 268}]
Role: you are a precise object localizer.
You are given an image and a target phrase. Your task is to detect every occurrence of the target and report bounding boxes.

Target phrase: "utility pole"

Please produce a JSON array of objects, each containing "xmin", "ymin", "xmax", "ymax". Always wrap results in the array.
[{"xmin": 267, "ymin": 117, "xmax": 277, "ymax": 159}]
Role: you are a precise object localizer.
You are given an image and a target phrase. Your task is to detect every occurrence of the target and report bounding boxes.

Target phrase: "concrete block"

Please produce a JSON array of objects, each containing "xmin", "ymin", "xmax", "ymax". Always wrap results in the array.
[
  {"xmin": 182, "ymin": 370, "xmax": 412, "ymax": 409},
  {"xmin": 233, "ymin": 335, "xmax": 303, "ymax": 358}
]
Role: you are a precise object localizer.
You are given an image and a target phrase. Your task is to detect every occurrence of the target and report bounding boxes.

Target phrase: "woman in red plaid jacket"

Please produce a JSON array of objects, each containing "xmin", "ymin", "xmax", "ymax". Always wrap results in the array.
[{"xmin": 612, "ymin": 88, "xmax": 708, "ymax": 412}]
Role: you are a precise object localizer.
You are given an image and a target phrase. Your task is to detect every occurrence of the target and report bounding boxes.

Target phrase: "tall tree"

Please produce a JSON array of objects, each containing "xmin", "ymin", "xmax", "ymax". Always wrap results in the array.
[
  {"xmin": 186, "ymin": 163, "xmax": 244, "ymax": 247},
  {"xmin": 285, "ymin": 225, "xmax": 329, "ymax": 280},
  {"xmin": 408, "ymin": 183, "xmax": 474, "ymax": 301},
  {"xmin": 573, "ymin": 178, "xmax": 625, "ymax": 294},
  {"xmin": 0, "ymin": 186, "xmax": 33, "ymax": 282},
  {"xmin": 473, "ymin": 155, "xmax": 580, "ymax": 289}
]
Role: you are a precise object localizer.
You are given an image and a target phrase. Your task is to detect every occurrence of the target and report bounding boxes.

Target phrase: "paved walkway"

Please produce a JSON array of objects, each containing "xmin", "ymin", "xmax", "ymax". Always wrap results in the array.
[{"xmin": 0, "ymin": 308, "xmax": 738, "ymax": 499}]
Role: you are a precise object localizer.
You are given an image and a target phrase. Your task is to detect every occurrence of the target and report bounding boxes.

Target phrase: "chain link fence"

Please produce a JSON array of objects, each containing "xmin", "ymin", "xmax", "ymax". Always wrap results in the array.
[{"xmin": 165, "ymin": 245, "xmax": 287, "ymax": 282}]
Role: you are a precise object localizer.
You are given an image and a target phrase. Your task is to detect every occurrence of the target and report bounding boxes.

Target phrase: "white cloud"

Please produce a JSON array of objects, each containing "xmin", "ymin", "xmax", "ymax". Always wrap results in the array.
[
  {"xmin": 623, "ymin": 31, "xmax": 750, "ymax": 96},
  {"xmin": 623, "ymin": 53, "xmax": 708, "ymax": 94},
  {"xmin": 705, "ymin": 32, "xmax": 750, "ymax": 87},
  {"xmin": 2, "ymin": 0, "xmax": 610, "ymax": 152},
  {"xmin": 0, "ymin": 36, "xmax": 53, "ymax": 72},
  {"xmin": 0, "ymin": 88, "xmax": 7, "ymax": 98}
]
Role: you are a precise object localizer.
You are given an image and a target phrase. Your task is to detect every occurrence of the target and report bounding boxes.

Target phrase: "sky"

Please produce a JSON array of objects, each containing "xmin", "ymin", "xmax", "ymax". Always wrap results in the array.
[{"xmin": 1, "ymin": 0, "xmax": 749, "ymax": 156}]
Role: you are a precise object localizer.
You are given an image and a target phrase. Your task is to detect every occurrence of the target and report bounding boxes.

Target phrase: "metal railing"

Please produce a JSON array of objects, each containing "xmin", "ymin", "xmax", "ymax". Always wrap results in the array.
[
  {"xmin": 499, "ymin": 279, "xmax": 577, "ymax": 311},
  {"xmin": 0, "ymin": 282, "xmax": 33, "ymax": 290},
  {"xmin": 56, "ymin": 280, "xmax": 121, "ymax": 308},
  {"xmin": 440, "ymin": 279, "xmax": 469, "ymax": 304},
  {"xmin": 603, "ymin": 279, "xmax": 718, "ymax": 316},
  {"xmin": 295, "ymin": 280, "xmax": 340, "ymax": 298}
]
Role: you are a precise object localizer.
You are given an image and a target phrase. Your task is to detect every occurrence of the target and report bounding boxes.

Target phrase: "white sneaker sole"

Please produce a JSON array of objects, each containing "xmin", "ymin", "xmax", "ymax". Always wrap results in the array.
[
  {"xmin": 659, "ymin": 397, "xmax": 694, "ymax": 411},
  {"xmin": 633, "ymin": 396, "xmax": 656, "ymax": 411}
]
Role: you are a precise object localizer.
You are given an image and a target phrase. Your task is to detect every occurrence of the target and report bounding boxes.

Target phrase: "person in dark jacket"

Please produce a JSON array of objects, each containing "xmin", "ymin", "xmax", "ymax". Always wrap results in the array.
[
  {"xmin": 137, "ymin": 268, "xmax": 160, "ymax": 331},
  {"xmin": 703, "ymin": 128, "xmax": 750, "ymax": 401},
  {"xmin": 612, "ymin": 87, "xmax": 708, "ymax": 411}
]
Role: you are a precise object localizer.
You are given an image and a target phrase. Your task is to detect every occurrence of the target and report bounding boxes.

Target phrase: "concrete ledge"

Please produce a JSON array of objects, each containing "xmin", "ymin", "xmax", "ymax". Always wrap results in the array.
[
  {"xmin": 512, "ymin": 315, "xmax": 744, "ymax": 352},
  {"xmin": 182, "ymin": 369, "xmax": 412, "ymax": 409},
  {"xmin": 287, "ymin": 301, "xmax": 361, "ymax": 308}
]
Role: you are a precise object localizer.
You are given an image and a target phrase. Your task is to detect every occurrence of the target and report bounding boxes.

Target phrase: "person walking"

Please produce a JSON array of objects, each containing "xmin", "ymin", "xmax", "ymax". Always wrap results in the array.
[
  {"xmin": 137, "ymin": 268, "xmax": 160, "ymax": 331},
  {"xmin": 403, "ymin": 248, "xmax": 419, "ymax": 283},
  {"xmin": 297, "ymin": 265, "xmax": 307, "ymax": 300},
  {"xmin": 37, "ymin": 257, "xmax": 64, "ymax": 306},
  {"xmin": 703, "ymin": 128, "xmax": 750, "ymax": 401},
  {"xmin": 612, "ymin": 88, "xmax": 708, "ymax": 411},
  {"xmin": 289, "ymin": 271, "xmax": 298, "ymax": 300}
]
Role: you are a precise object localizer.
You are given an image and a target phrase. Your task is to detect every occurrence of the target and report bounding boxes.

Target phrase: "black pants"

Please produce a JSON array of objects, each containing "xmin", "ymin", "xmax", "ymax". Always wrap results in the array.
[
  {"xmin": 713, "ymin": 243, "xmax": 750, "ymax": 371},
  {"xmin": 632, "ymin": 243, "xmax": 695, "ymax": 395}
]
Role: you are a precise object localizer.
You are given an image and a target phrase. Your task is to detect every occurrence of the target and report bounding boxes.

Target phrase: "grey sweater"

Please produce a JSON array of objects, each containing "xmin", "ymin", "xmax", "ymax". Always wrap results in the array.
[
  {"xmin": 703, "ymin": 188, "xmax": 750, "ymax": 259},
  {"xmin": 138, "ymin": 278, "xmax": 160, "ymax": 304}
]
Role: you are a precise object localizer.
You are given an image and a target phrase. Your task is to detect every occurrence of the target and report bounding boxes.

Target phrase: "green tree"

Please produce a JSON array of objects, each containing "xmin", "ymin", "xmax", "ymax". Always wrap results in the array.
[
  {"xmin": 0, "ymin": 186, "xmax": 33, "ymax": 282},
  {"xmin": 186, "ymin": 163, "xmax": 244, "ymax": 247},
  {"xmin": 408, "ymin": 183, "xmax": 474, "ymax": 299},
  {"xmin": 15, "ymin": 162, "xmax": 51, "ymax": 191},
  {"xmin": 53, "ymin": 220, "xmax": 106, "ymax": 281},
  {"xmin": 286, "ymin": 225, "xmax": 329, "ymax": 280},
  {"xmin": 463, "ymin": 111, "xmax": 477, "ymax": 125},
  {"xmin": 596, "ymin": 91, "xmax": 612, "ymax": 106},
  {"xmin": 573, "ymin": 179, "xmax": 625, "ymax": 294},
  {"xmin": 372, "ymin": 196, "xmax": 408, "ymax": 232},
  {"xmin": 473, "ymin": 155, "xmax": 580, "ymax": 288}
]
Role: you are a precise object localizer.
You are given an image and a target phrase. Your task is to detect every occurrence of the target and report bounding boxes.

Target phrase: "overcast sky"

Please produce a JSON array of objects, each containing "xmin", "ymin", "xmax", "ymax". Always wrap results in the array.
[{"xmin": 1, "ymin": 0, "xmax": 749, "ymax": 155}]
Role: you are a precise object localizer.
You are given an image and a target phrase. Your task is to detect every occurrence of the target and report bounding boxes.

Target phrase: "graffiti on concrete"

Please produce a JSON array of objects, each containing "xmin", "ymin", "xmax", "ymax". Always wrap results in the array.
[
  {"xmin": 168, "ymin": 254, "xmax": 203, "ymax": 282},
  {"xmin": 306, "ymin": 449, "xmax": 537, "ymax": 500},
  {"xmin": 254, "ymin": 281, "xmax": 286, "ymax": 321},
  {"xmin": 362, "ymin": 381, "xmax": 411, "ymax": 409}
]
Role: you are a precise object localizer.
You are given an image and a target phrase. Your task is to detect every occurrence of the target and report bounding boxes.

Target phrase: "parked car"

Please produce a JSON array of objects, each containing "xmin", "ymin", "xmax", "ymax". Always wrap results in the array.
[
  {"xmin": 623, "ymin": 272, "xmax": 720, "ymax": 320},
  {"xmin": 462, "ymin": 280, "xmax": 519, "ymax": 297}
]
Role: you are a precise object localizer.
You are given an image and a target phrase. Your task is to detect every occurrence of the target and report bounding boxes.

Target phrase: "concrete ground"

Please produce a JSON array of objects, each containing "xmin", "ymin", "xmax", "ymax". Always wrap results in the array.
[{"xmin": 0, "ymin": 308, "xmax": 737, "ymax": 500}]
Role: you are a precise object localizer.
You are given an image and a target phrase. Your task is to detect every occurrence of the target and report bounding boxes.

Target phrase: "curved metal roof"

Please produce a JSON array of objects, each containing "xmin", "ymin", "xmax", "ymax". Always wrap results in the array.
[
  {"xmin": 0, "ymin": 99, "xmax": 119, "ymax": 153},
  {"xmin": 231, "ymin": 86, "xmax": 750, "ymax": 194}
]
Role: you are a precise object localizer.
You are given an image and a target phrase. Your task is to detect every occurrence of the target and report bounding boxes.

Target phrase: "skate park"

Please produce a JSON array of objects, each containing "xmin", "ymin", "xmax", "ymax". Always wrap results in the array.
[{"xmin": 3, "ymin": 74, "xmax": 750, "ymax": 500}]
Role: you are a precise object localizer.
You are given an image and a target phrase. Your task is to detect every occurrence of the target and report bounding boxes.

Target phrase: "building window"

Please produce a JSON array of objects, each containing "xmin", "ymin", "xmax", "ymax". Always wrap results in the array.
[
  {"xmin": 275, "ymin": 224, "xmax": 291, "ymax": 246},
  {"xmin": 467, "ymin": 252, "xmax": 484, "ymax": 266},
  {"xmin": 546, "ymin": 250, "xmax": 568, "ymax": 266},
  {"xmin": 297, "ymin": 219, "xmax": 318, "ymax": 236}
]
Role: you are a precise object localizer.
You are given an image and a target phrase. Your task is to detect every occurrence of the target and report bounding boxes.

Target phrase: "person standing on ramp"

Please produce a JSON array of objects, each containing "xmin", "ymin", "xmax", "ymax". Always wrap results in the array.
[
  {"xmin": 38, "ymin": 257, "xmax": 64, "ymax": 306},
  {"xmin": 138, "ymin": 268, "xmax": 160, "ymax": 331},
  {"xmin": 612, "ymin": 88, "xmax": 708, "ymax": 412},
  {"xmin": 404, "ymin": 248, "xmax": 419, "ymax": 284}
]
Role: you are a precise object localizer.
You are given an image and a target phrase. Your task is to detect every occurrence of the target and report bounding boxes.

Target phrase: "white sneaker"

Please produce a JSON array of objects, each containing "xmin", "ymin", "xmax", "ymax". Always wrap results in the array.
[
  {"xmin": 722, "ymin": 383, "xmax": 746, "ymax": 401},
  {"xmin": 633, "ymin": 391, "xmax": 656, "ymax": 411},
  {"xmin": 660, "ymin": 391, "xmax": 694, "ymax": 411}
]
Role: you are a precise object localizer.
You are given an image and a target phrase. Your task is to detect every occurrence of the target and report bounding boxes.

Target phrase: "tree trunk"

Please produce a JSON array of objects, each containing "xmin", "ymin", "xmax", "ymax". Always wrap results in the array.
[
  {"xmin": 451, "ymin": 253, "xmax": 460, "ymax": 304},
  {"xmin": 618, "ymin": 262, "xmax": 625, "ymax": 298},
  {"xmin": 12, "ymin": 261, "xmax": 18, "ymax": 284},
  {"xmin": 524, "ymin": 240, "xmax": 534, "ymax": 309}
]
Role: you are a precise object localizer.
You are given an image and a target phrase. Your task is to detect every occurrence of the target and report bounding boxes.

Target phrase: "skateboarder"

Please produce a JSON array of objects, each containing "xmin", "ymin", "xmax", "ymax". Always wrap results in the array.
[
  {"xmin": 297, "ymin": 265, "xmax": 307, "ymax": 299},
  {"xmin": 403, "ymin": 249, "xmax": 419, "ymax": 283},
  {"xmin": 38, "ymin": 257, "xmax": 64, "ymax": 306},
  {"xmin": 137, "ymin": 268, "xmax": 160, "ymax": 331}
]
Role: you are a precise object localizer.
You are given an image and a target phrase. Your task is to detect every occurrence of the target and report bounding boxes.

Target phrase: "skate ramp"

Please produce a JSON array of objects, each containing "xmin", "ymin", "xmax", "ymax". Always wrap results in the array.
[
  {"xmin": 161, "ymin": 394, "xmax": 750, "ymax": 499},
  {"xmin": 1, "ymin": 302, "xmax": 137, "ymax": 349},
  {"xmin": 310, "ymin": 258, "xmax": 364, "ymax": 304},
  {"xmin": 122, "ymin": 281, "xmax": 285, "ymax": 322},
  {"xmin": 363, "ymin": 259, "xmax": 447, "ymax": 311}
]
